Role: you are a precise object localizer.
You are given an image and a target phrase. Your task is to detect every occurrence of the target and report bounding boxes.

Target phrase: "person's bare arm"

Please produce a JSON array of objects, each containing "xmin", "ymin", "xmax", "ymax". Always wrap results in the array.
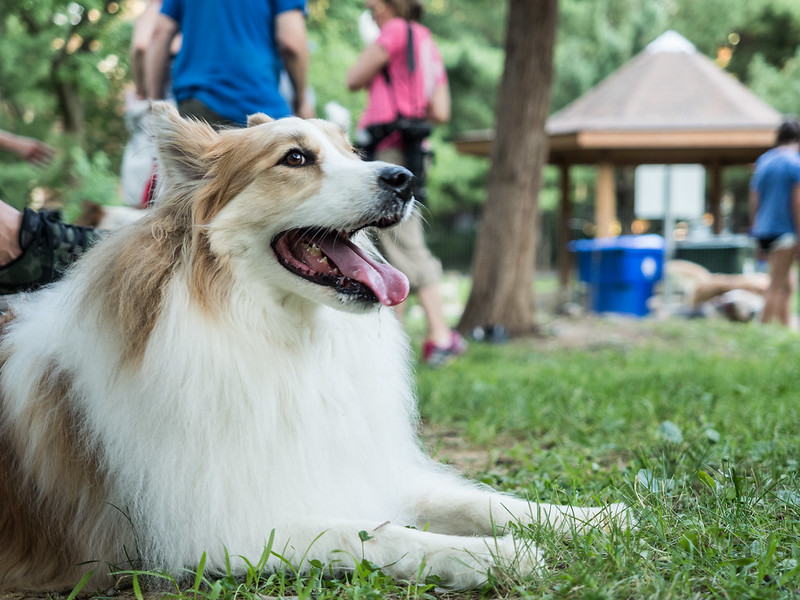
[
  {"xmin": 792, "ymin": 183, "xmax": 800, "ymax": 253},
  {"xmin": 748, "ymin": 189, "xmax": 759, "ymax": 230},
  {"xmin": 144, "ymin": 13, "xmax": 179, "ymax": 100},
  {"xmin": 131, "ymin": 1, "xmax": 163, "ymax": 98},
  {"xmin": 0, "ymin": 130, "xmax": 54, "ymax": 166},
  {"xmin": 427, "ymin": 81, "xmax": 450, "ymax": 124},
  {"xmin": 347, "ymin": 42, "xmax": 388, "ymax": 91},
  {"xmin": 276, "ymin": 9, "xmax": 313, "ymax": 118}
]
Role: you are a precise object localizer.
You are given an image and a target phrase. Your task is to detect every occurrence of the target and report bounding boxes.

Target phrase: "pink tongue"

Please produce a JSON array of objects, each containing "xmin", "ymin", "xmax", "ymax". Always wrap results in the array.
[{"xmin": 318, "ymin": 236, "xmax": 409, "ymax": 306}]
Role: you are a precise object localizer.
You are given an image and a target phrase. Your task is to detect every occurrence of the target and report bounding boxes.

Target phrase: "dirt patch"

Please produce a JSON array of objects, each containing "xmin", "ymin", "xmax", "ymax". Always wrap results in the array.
[
  {"xmin": 423, "ymin": 426, "xmax": 514, "ymax": 475},
  {"xmin": 528, "ymin": 312, "xmax": 666, "ymax": 351}
]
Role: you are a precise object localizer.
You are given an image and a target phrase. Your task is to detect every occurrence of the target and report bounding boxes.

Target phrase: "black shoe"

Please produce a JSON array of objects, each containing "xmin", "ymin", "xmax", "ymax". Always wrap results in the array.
[{"xmin": 0, "ymin": 208, "xmax": 102, "ymax": 294}]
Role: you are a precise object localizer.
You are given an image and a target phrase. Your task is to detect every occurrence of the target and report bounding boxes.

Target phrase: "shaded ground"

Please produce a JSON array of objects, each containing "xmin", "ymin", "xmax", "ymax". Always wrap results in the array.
[
  {"xmin": 424, "ymin": 425, "xmax": 519, "ymax": 475},
  {"xmin": 527, "ymin": 312, "xmax": 662, "ymax": 351}
]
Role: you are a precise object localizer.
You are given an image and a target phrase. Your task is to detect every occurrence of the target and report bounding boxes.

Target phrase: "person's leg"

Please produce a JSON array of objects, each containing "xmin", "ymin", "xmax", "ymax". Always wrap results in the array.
[
  {"xmin": 417, "ymin": 282, "xmax": 453, "ymax": 347},
  {"xmin": 374, "ymin": 148, "xmax": 466, "ymax": 364},
  {"xmin": 762, "ymin": 246, "xmax": 795, "ymax": 325},
  {"xmin": 379, "ymin": 219, "xmax": 465, "ymax": 366},
  {"xmin": 391, "ymin": 281, "xmax": 451, "ymax": 347},
  {"xmin": 378, "ymin": 213, "xmax": 452, "ymax": 342},
  {"xmin": 786, "ymin": 264, "xmax": 798, "ymax": 327}
]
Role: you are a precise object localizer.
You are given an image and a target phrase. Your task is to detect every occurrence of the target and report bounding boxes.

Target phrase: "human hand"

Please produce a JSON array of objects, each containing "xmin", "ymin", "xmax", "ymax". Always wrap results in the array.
[
  {"xmin": 13, "ymin": 135, "xmax": 55, "ymax": 167},
  {"xmin": 295, "ymin": 98, "xmax": 316, "ymax": 120}
]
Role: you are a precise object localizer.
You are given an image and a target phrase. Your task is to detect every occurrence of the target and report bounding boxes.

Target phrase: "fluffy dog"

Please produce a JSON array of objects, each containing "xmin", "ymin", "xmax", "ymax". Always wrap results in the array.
[{"xmin": 0, "ymin": 104, "xmax": 625, "ymax": 592}]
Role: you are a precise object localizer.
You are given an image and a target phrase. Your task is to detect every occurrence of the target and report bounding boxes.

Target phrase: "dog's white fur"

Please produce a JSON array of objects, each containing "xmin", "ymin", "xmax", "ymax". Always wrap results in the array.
[{"xmin": 0, "ymin": 104, "xmax": 625, "ymax": 592}]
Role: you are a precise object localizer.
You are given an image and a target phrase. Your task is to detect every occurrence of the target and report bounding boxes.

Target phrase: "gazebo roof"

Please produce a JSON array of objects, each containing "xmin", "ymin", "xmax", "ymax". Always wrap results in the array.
[{"xmin": 454, "ymin": 31, "xmax": 783, "ymax": 165}]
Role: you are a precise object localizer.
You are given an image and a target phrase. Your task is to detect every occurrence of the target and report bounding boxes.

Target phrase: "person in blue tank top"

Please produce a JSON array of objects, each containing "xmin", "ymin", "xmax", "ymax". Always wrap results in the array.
[
  {"xmin": 145, "ymin": 0, "xmax": 313, "ymax": 127},
  {"xmin": 749, "ymin": 119, "xmax": 800, "ymax": 326}
]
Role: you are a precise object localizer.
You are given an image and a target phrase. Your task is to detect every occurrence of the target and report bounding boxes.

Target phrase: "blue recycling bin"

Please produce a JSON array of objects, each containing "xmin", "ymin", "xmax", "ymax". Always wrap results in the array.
[{"xmin": 570, "ymin": 234, "xmax": 666, "ymax": 316}]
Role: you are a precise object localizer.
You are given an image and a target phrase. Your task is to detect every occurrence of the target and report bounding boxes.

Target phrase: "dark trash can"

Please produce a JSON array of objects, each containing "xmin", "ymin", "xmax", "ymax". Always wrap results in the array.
[
  {"xmin": 673, "ymin": 234, "xmax": 755, "ymax": 274},
  {"xmin": 570, "ymin": 234, "xmax": 666, "ymax": 316}
]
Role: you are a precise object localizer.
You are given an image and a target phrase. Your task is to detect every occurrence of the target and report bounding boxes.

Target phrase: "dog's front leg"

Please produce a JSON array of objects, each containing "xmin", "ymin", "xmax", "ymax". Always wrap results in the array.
[
  {"xmin": 271, "ymin": 518, "xmax": 539, "ymax": 589},
  {"xmin": 406, "ymin": 474, "xmax": 630, "ymax": 537}
]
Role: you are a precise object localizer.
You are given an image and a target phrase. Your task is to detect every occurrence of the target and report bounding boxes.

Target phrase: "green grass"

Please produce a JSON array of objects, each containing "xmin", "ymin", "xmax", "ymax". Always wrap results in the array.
[
  {"xmin": 84, "ymin": 317, "xmax": 800, "ymax": 599},
  {"xmin": 415, "ymin": 318, "xmax": 800, "ymax": 599}
]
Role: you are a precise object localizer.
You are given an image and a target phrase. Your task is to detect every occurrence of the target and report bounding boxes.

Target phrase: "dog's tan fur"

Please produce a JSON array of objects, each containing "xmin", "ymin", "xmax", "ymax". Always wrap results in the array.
[
  {"xmin": 0, "ymin": 357, "xmax": 130, "ymax": 589},
  {"xmin": 667, "ymin": 259, "xmax": 769, "ymax": 306}
]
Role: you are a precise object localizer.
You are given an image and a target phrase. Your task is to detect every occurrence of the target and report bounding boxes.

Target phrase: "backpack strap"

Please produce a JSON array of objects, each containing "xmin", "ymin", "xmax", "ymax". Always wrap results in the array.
[{"xmin": 405, "ymin": 20, "xmax": 415, "ymax": 73}]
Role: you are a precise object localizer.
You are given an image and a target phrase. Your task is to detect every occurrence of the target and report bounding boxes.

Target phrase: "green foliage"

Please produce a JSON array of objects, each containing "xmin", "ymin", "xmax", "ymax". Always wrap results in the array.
[
  {"xmin": 725, "ymin": 1, "xmax": 800, "ymax": 84},
  {"xmin": 553, "ymin": 0, "xmax": 670, "ymax": 112},
  {"xmin": 748, "ymin": 49, "xmax": 800, "ymax": 117},
  {"xmin": 306, "ymin": 0, "xmax": 367, "ymax": 126},
  {"xmin": 0, "ymin": 0, "xmax": 131, "ymax": 212},
  {"xmin": 58, "ymin": 145, "xmax": 121, "ymax": 220},
  {"xmin": 425, "ymin": 132, "xmax": 489, "ymax": 212},
  {"xmin": 425, "ymin": 1, "xmax": 507, "ymax": 134}
]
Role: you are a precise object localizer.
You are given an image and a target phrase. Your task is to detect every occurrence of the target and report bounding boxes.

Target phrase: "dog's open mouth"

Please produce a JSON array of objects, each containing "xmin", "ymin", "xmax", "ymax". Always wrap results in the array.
[{"xmin": 272, "ymin": 228, "xmax": 410, "ymax": 306}]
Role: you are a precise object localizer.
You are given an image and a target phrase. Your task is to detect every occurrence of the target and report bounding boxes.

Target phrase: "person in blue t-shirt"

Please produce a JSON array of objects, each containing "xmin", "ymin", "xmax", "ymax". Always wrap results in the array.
[
  {"xmin": 749, "ymin": 119, "xmax": 800, "ymax": 326},
  {"xmin": 145, "ymin": 0, "xmax": 314, "ymax": 127}
]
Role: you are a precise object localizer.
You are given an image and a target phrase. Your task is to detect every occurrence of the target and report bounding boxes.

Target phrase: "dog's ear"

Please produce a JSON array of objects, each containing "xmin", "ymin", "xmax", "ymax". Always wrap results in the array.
[
  {"xmin": 247, "ymin": 113, "xmax": 273, "ymax": 127},
  {"xmin": 150, "ymin": 101, "xmax": 218, "ymax": 187}
]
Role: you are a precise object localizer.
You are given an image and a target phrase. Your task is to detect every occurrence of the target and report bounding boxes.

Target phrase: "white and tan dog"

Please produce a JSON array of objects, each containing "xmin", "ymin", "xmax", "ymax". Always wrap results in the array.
[{"xmin": 0, "ymin": 103, "xmax": 625, "ymax": 592}]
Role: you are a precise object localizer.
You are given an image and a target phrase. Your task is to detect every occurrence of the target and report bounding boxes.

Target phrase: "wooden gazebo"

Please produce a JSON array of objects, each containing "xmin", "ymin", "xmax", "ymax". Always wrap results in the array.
[{"xmin": 454, "ymin": 31, "xmax": 783, "ymax": 293}]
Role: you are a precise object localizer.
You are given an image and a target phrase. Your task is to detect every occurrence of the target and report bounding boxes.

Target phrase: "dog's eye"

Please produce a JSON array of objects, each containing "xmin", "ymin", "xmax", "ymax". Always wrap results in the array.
[{"xmin": 282, "ymin": 150, "xmax": 308, "ymax": 167}]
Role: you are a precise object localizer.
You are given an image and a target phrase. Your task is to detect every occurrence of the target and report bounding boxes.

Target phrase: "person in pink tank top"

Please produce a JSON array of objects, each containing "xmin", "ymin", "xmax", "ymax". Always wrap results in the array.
[{"xmin": 348, "ymin": 0, "xmax": 466, "ymax": 367}]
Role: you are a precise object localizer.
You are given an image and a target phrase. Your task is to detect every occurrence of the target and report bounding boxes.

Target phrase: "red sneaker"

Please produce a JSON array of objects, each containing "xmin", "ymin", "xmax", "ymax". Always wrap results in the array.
[{"xmin": 422, "ymin": 330, "xmax": 467, "ymax": 367}]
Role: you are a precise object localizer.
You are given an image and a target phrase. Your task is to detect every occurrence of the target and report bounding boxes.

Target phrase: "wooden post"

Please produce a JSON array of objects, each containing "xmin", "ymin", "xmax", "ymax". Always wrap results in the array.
[
  {"xmin": 595, "ymin": 162, "xmax": 616, "ymax": 237},
  {"xmin": 558, "ymin": 163, "xmax": 572, "ymax": 302},
  {"xmin": 709, "ymin": 161, "xmax": 723, "ymax": 233}
]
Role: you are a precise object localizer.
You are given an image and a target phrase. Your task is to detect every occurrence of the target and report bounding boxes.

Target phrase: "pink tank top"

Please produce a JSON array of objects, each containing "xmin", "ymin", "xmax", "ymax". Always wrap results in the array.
[{"xmin": 359, "ymin": 18, "xmax": 447, "ymax": 149}]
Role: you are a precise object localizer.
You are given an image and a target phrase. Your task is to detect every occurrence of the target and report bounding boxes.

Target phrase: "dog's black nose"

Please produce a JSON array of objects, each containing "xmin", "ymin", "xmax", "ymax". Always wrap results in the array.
[{"xmin": 378, "ymin": 165, "xmax": 414, "ymax": 201}]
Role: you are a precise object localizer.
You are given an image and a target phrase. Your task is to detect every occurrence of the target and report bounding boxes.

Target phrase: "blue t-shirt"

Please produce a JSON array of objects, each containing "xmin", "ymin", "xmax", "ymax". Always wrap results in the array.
[
  {"xmin": 750, "ymin": 146, "xmax": 800, "ymax": 237},
  {"xmin": 161, "ymin": 0, "xmax": 306, "ymax": 125}
]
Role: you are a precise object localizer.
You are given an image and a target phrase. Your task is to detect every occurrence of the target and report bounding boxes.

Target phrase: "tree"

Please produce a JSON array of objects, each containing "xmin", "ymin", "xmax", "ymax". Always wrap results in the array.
[{"xmin": 457, "ymin": 0, "xmax": 558, "ymax": 336}]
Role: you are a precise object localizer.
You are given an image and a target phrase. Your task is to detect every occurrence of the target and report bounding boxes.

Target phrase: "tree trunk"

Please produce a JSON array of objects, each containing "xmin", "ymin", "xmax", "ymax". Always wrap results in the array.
[
  {"xmin": 51, "ymin": 39, "xmax": 85, "ymax": 141},
  {"xmin": 457, "ymin": 0, "xmax": 558, "ymax": 336}
]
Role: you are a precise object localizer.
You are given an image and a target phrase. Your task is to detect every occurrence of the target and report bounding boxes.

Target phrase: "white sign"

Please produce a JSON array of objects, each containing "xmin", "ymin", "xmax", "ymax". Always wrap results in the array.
[{"xmin": 634, "ymin": 164, "xmax": 705, "ymax": 219}]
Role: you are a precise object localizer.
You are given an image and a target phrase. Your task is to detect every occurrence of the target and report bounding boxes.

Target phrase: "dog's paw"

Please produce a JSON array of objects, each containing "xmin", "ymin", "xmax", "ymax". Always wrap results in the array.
[
  {"xmin": 491, "ymin": 534, "xmax": 543, "ymax": 578},
  {"xmin": 423, "ymin": 535, "xmax": 543, "ymax": 590}
]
